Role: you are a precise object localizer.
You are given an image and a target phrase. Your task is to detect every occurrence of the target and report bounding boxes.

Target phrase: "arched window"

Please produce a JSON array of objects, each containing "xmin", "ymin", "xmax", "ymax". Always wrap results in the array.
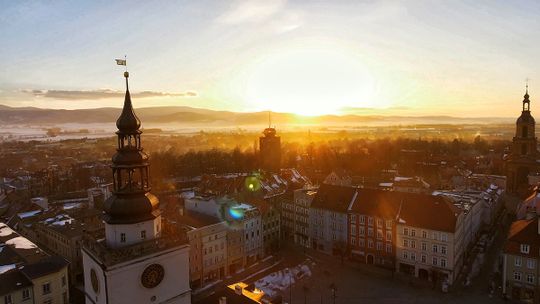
[{"xmin": 522, "ymin": 126, "xmax": 528, "ymax": 138}]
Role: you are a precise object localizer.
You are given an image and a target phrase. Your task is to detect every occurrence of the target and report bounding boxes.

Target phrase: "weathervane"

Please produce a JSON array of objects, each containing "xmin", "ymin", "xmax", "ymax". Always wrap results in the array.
[{"xmin": 115, "ymin": 55, "xmax": 128, "ymax": 89}]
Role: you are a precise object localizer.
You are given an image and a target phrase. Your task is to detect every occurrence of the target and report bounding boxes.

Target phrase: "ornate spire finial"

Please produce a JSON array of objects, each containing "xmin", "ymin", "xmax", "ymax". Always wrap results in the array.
[{"xmin": 525, "ymin": 78, "xmax": 530, "ymax": 99}]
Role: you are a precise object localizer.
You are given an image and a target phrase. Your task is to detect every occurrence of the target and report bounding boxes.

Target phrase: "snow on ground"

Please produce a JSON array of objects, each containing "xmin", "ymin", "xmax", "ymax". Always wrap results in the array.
[
  {"xmin": 0, "ymin": 264, "xmax": 16, "ymax": 274},
  {"xmin": 254, "ymin": 260, "xmax": 313, "ymax": 298},
  {"xmin": 5, "ymin": 236, "xmax": 38, "ymax": 249}
]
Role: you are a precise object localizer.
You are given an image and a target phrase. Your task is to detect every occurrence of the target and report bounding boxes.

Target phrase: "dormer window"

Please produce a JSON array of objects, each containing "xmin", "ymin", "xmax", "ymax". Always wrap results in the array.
[{"xmin": 520, "ymin": 244, "xmax": 530, "ymax": 254}]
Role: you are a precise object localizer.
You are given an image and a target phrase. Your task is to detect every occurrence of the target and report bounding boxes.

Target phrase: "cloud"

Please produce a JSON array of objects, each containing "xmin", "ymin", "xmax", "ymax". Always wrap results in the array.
[
  {"xmin": 20, "ymin": 89, "xmax": 198, "ymax": 100},
  {"xmin": 215, "ymin": 0, "xmax": 303, "ymax": 33},
  {"xmin": 215, "ymin": 0, "xmax": 287, "ymax": 24}
]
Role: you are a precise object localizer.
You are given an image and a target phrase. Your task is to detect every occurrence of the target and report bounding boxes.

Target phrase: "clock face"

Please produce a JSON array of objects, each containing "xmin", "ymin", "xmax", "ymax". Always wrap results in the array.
[
  {"xmin": 90, "ymin": 269, "xmax": 99, "ymax": 293},
  {"xmin": 141, "ymin": 264, "xmax": 165, "ymax": 289}
]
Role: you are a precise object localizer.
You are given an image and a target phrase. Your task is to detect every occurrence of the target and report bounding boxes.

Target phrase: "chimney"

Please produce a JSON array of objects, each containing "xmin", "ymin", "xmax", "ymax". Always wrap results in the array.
[
  {"xmin": 219, "ymin": 297, "xmax": 227, "ymax": 304},
  {"xmin": 235, "ymin": 284, "xmax": 243, "ymax": 295}
]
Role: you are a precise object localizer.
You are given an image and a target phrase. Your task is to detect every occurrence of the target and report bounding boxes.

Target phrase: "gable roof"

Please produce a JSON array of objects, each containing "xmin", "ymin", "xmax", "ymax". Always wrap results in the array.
[
  {"xmin": 396, "ymin": 193, "xmax": 461, "ymax": 233},
  {"xmin": 505, "ymin": 219, "xmax": 540, "ymax": 256},
  {"xmin": 311, "ymin": 184, "xmax": 357, "ymax": 213}
]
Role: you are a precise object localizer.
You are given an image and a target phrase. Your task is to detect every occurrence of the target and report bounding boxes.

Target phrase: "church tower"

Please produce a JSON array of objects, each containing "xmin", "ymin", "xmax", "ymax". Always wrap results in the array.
[
  {"xmin": 506, "ymin": 86, "xmax": 540, "ymax": 194},
  {"xmin": 259, "ymin": 111, "xmax": 281, "ymax": 173},
  {"xmin": 82, "ymin": 71, "xmax": 191, "ymax": 304}
]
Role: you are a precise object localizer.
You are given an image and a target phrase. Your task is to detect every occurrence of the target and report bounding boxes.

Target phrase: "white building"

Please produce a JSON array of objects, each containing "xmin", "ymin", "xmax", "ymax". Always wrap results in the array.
[{"xmin": 395, "ymin": 194, "xmax": 464, "ymax": 286}]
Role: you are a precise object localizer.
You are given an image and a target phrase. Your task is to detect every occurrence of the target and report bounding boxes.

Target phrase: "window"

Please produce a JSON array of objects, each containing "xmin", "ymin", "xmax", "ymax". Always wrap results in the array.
[
  {"xmin": 441, "ymin": 258, "xmax": 447, "ymax": 268},
  {"xmin": 432, "ymin": 244, "xmax": 438, "ymax": 253},
  {"xmin": 421, "ymin": 254, "xmax": 427, "ymax": 263},
  {"xmin": 22, "ymin": 289, "xmax": 30, "ymax": 300},
  {"xmin": 527, "ymin": 274, "xmax": 535, "ymax": 284},
  {"xmin": 43, "ymin": 283, "xmax": 51, "ymax": 295},
  {"xmin": 385, "ymin": 220, "xmax": 392, "ymax": 229},
  {"xmin": 432, "ymin": 257, "xmax": 438, "ymax": 266},
  {"xmin": 359, "ymin": 227, "xmax": 365, "ymax": 235},
  {"xmin": 441, "ymin": 246, "xmax": 447, "ymax": 255},
  {"xmin": 432, "ymin": 232, "xmax": 439, "ymax": 240},
  {"xmin": 421, "ymin": 242, "xmax": 427, "ymax": 251},
  {"xmin": 351, "ymin": 214, "xmax": 357, "ymax": 223},
  {"xmin": 377, "ymin": 242, "xmax": 383, "ymax": 251},
  {"xmin": 359, "ymin": 215, "xmax": 365, "ymax": 224},
  {"xmin": 422, "ymin": 230, "xmax": 427, "ymax": 238},
  {"xmin": 359, "ymin": 239, "xmax": 365, "ymax": 247},
  {"xmin": 441, "ymin": 233, "xmax": 448, "ymax": 242},
  {"xmin": 403, "ymin": 239, "xmax": 409, "ymax": 247},
  {"xmin": 377, "ymin": 230, "xmax": 383, "ymax": 240},
  {"xmin": 368, "ymin": 228, "xmax": 374, "ymax": 237},
  {"xmin": 368, "ymin": 217, "xmax": 374, "ymax": 226},
  {"xmin": 527, "ymin": 259, "xmax": 536, "ymax": 269},
  {"xmin": 410, "ymin": 240, "xmax": 416, "ymax": 249},
  {"xmin": 403, "ymin": 251, "xmax": 408, "ymax": 259},
  {"xmin": 140, "ymin": 230, "xmax": 147, "ymax": 239},
  {"xmin": 515, "ymin": 256, "xmax": 522, "ymax": 267},
  {"xmin": 386, "ymin": 231, "xmax": 392, "ymax": 241},
  {"xmin": 411, "ymin": 229, "xmax": 416, "ymax": 237},
  {"xmin": 521, "ymin": 244, "xmax": 530, "ymax": 254},
  {"xmin": 377, "ymin": 219, "xmax": 383, "ymax": 227},
  {"xmin": 120, "ymin": 233, "xmax": 126, "ymax": 243},
  {"xmin": 351, "ymin": 237, "xmax": 356, "ymax": 246},
  {"xmin": 410, "ymin": 252, "xmax": 416, "ymax": 261},
  {"xmin": 386, "ymin": 244, "xmax": 392, "ymax": 253},
  {"xmin": 368, "ymin": 239, "xmax": 374, "ymax": 248},
  {"xmin": 403, "ymin": 227, "xmax": 409, "ymax": 236},
  {"xmin": 351, "ymin": 228, "xmax": 356, "ymax": 236},
  {"xmin": 514, "ymin": 271, "xmax": 522, "ymax": 281},
  {"xmin": 4, "ymin": 295, "xmax": 12, "ymax": 304}
]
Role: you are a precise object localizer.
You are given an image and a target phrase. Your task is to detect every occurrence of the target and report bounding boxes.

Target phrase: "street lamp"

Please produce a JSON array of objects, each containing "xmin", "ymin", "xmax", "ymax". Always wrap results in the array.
[{"xmin": 329, "ymin": 283, "xmax": 337, "ymax": 304}]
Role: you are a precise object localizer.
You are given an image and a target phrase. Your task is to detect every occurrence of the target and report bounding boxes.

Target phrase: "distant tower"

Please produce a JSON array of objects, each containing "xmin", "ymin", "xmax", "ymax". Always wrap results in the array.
[
  {"xmin": 506, "ymin": 85, "xmax": 540, "ymax": 194},
  {"xmin": 82, "ymin": 71, "xmax": 191, "ymax": 304},
  {"xmin": 259, "ymin": 111, "xmax": 281, "ymax": 173}
]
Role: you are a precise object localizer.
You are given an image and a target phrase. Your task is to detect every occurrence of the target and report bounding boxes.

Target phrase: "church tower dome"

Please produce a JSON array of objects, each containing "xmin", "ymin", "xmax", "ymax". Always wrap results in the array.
[
  {"xmin": 103, "ymin": 71, "xmax": 160, "ymax": 227},
  {"xmin": 506, "ymin": 85, "xmax": 540, "ymax": 194}
]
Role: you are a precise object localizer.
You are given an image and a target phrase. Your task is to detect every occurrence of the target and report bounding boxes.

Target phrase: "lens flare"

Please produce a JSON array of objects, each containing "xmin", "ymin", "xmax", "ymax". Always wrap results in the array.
[
  {"xmin": 228, "ymin": 207, "xmax": 244, "ymax": 220},
  {"xmin": 244, "ymin": 175, "xmax": 261, "ymax": 192}
]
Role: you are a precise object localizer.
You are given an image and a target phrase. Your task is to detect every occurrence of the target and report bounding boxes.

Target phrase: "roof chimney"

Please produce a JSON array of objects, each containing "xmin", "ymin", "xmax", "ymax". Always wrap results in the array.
[{"xmin": 235, "ymin": 284, "xmax": 243, "ymax": 295}]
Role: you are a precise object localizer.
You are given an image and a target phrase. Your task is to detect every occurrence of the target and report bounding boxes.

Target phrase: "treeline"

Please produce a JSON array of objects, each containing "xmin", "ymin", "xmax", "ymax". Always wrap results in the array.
[{"xmin": 149, "ymin": 136, "xmax": 509, "ymax": 182}]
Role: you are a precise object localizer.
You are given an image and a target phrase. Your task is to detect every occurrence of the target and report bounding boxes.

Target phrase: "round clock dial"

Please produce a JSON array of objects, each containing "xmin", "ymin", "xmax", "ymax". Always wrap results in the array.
[
  {"xmin": 141, "ymin": 264, "xmax": 165, "ymax": 289},
  {"xmin": 90, "ymin": 269, "xmax": 99, "ymax": 293}
]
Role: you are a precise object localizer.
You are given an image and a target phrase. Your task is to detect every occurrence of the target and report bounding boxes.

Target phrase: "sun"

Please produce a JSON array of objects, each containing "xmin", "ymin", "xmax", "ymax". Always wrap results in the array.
[{"xmin": 242, "ymin": 48, "xmax": 377, "ymax": 116}]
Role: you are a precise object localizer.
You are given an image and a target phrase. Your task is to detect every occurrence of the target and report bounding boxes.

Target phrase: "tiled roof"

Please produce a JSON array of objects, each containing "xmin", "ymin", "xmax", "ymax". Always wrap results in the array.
[
  {"xmin": 349, "ymin": 188, "xmax": 402, "ymax": 219},
  {"xmin": 396, "ymin": 193, "xmax": 460, "ymax": 233},
  {"xmin": 311, "ymin": 184, "xmax": 357, "ymax": 213},
  {"xmin": 178, "ymin": 211, "xmax": 222, "ymax": 229}
]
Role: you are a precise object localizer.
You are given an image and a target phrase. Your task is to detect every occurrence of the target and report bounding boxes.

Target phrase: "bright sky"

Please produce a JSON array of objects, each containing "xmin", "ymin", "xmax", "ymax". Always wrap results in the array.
[{"xmin": 1, "ymin": 0, "xmax": 539, "ymax": 117}]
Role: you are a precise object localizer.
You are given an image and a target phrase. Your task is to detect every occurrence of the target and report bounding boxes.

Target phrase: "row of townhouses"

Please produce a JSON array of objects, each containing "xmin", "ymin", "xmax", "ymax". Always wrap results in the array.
[{"xmin": 284, "ymin": 183, "xmax": 504, "ymax": 287}]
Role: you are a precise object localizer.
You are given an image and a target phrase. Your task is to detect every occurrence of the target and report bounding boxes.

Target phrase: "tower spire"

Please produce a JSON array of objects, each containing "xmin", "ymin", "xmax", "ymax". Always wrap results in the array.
[{"xmin": 268, "ymin": 110, "xmax": 271, "ymax": 128}]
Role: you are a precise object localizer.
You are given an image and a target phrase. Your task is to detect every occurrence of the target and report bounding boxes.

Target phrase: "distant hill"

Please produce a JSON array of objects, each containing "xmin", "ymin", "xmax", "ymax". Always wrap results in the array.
[{"xmin": 0, "ymin": 104, "xmax": 514, "ymax": 126}]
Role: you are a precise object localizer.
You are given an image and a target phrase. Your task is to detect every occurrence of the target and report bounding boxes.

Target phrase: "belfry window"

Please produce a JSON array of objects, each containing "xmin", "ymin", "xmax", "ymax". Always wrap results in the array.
[{"xmin": 522, "ymin": 126, "xmax": 528, "ymax": 138}]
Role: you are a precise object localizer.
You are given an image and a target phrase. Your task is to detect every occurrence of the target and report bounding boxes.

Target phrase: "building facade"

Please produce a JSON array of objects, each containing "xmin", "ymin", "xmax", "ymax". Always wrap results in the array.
[
  {"xmin": 503, "ymin": 216, "xmax": 540, "ymax": 302},
  {"xmin": 394, "ymin": 194, "xmax": 464, "ymax": 286}
]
